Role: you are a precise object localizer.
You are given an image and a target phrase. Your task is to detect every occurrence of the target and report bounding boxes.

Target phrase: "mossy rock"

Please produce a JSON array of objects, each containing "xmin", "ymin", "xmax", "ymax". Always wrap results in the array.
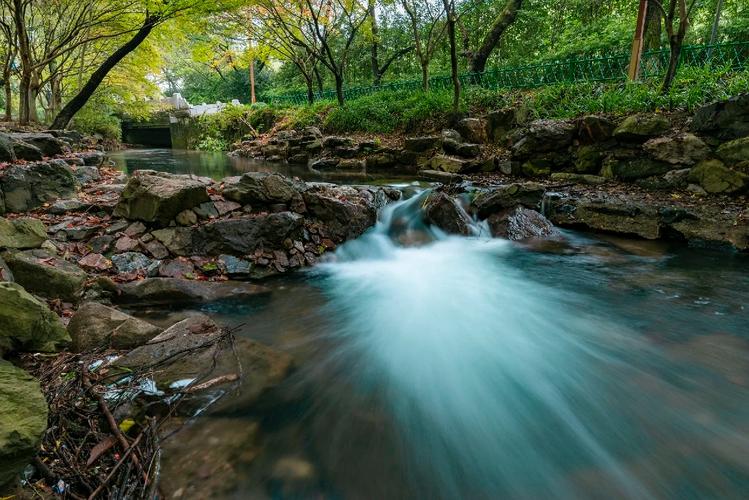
[
  {"xmin": 574, "ymin": 145, "xmax": 604, "ymax": 174},
  {"xmin": 0, "ymin": 217, "xmax": 47, "ymax": 250},
  {"xmin": 601, "ymin": 157, "xmax": 674, "ymax": 181},
  {"xmin": 0, "ymin": 282, "xmax": 70, "ymax": 354},
  {"xmin": 716, "ymin": 137, "xmax": 749, "ymax": 166},
  {"xmin": 688, "ymin": 159, "xmax": 748, "ymax": 194},
  {"xmin": 0, "ymin": 360, "xmax": 48, "ymax": 492},
  {"xmin": 613, "ymin": 114, "xmax": 671, "ymax": 142},
  {"xmin": 3, "ymin": 249, "xmax": 88, "ymax": 303}
]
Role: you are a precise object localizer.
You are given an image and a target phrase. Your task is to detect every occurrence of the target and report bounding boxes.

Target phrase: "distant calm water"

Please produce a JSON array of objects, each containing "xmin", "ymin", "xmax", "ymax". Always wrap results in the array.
[{"xmin": 109, "ymin": 148, "xmax": 422, "ymax": 185}]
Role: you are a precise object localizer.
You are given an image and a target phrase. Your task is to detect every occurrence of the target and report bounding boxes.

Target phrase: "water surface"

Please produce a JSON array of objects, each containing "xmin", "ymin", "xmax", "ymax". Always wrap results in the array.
[
  {"xmin": 152, "ymin": 195, "xmax": 749, "ymax": 499},
  {"xmin": 110, "ymin": 148, "xmax": 422, "ymax": 185}
]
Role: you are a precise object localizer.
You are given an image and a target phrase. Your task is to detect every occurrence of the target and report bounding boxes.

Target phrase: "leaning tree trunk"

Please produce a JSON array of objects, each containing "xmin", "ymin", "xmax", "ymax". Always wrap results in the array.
[
  {"xmin": 469, "ymin": 0, "xmax": 523, "ymax": 73},
  {"xmin": 661, "ymin": 34, "xmax": 684, "ymax": 93},
  {"xmin": 51, "ymin": 16, "xmax": 158, "ymax": 130}
]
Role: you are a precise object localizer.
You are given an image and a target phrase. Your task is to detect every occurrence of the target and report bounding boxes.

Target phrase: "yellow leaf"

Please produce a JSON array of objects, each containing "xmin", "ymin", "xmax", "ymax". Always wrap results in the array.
[{"xmin": 118, "ymin": 418, "xmax": 135, "ymax": 433}]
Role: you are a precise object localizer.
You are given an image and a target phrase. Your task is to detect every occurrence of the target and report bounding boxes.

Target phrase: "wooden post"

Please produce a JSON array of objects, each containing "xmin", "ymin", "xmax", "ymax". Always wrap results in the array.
[
  {"xmin": 628, "ymin": 0, "xmax": 649, "ymax": 81},
  {"xmin": 249, "ymin": 58, "xmax": 256, "ymax": 104}
]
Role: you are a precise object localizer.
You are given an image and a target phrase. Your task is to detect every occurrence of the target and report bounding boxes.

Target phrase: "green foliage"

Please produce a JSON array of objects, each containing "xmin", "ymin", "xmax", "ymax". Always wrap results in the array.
[
  {"xmin": 323, "ymin": 90, "xmax": 456, "ymax": 133},
  {"xmin": 71, "ymin": 105, "xmax": 122, "ymax": 140}
]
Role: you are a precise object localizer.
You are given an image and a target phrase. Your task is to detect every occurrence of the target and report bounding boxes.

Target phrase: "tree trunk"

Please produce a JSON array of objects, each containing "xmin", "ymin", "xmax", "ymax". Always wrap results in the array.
[
  {"xmin": 706, "ymin": 0, "xmax": 723, "ymax": 60},
  {"xmin": 334, "ymin": 73, "xmax": 345, "ymax": 106},
  {"xmin": 27, "ymin": 71, "xmax": 40, "ymax": 123},
  {"xmin": 661, "ymin": 35, "xmax": 683, "ymax": 93},
  {"xmin": 444, "ymin": 1, "xmax": 460, "ymax": 111},
  {"xmin": 12, "ymin": 0, "xmax": 32, "ymax": 124},
  {"xmin": 314, "ymin": 66, "xmax": 324, "ymax": 93},
  {"xmin": 369, "ymin": 0, "xmax": 382, "ymax": 85},
  {"xmin": 661, "ymin": 1, "xmax": 689, "ymax": 94},
  {"xmin": 421, "ymin": 62, "xmax": 429, "ymax": 92},
  {"xmin": 305, "ymin": 75, "xmax": 315, "ymax": 105},
  {"xmin": 2, "ymin": 70, "xmax": 11, "ymax": 121},
  {"xmin": 51, "ymin": 16, "xmax": 158, "ymax": 130},
  {"xmin": 469, "ymin": 0, "xmax": 523, "ymax": 73},
  {"xmin": 644, "ymin": 1, "xmax": 662, "ymax": 51}
]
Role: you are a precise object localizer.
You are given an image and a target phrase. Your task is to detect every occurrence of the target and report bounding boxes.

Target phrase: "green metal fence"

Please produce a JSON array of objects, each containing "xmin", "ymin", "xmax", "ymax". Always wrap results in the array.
[{"xmin": 260, "ymin": 41, "xmax": 749, "ymax": 106}]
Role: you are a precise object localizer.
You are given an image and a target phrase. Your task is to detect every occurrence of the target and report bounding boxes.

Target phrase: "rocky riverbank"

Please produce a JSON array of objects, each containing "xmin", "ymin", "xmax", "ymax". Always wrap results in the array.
[{"xmin": 0, "ymin": 94, "xmax": 748, "ymax": 496}]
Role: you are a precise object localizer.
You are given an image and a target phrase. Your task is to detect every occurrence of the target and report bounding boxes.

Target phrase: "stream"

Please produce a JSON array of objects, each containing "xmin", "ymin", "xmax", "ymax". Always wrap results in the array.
[{"xmin": 121, "ymin": 149, "xmax": 749, "ymax": 499}]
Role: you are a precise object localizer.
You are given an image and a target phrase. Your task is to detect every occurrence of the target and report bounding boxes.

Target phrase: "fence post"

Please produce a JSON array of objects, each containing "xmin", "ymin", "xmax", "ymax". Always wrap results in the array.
[{"xmin": 628, "ymin": 0, "xmax": 649, "ymax": 81}]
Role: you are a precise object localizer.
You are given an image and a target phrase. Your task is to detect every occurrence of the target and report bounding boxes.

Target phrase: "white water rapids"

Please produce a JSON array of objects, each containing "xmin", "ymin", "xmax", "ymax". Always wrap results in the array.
[{"xmin": 307, "ymin": 191, "xmax": 749, "ymax": 499}]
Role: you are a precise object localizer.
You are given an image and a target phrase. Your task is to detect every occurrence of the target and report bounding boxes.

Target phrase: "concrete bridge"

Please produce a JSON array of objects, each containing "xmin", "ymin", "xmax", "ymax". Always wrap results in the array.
[{"xmin": 121, "ymin": 94, "xmax": 241, "ymax": 149}]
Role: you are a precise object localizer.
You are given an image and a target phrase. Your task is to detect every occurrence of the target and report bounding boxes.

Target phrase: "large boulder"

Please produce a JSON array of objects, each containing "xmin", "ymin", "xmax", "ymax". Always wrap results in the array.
[
  {"xmin": 472, "ymin": 183, "xmax": 546, "ymax": 218},
  {"xmin": 486, "ymin": 108, "xmax": 520, "ymax": 143},
  {"xmin": 511, "ymin": 119, "xmax": 576, "ymax": 159},
  {"xmin": 546, "ymin": 197, "xmax": 662, "ymax": 239},
  {"xmin": 0, "ymin": 217, "xmax": 47, "ymax": 249},
  {"xmin": 688, "ymin": 159, "xmax": 747, "ymax": 194},
  {"xmin": 0, "ymin": 360, "xmax": 48, "ymax": 492},
  {"xmin": 8, "ymin": 132, "xmax": 70, "ymax": 157},
  {"xmin": 423, "ymin": 192, "xmax": 473, "ymax": 236},
  {"xmin": 114, "ymin": 278, "xmax": 269, "ymax": 306},
  {"xmin": 303, "ymin": 186, "xmax": 383, "ymax": 241},
  {"xmin": 487, "ymin": 206, "xmax": 558, "ymax": 240},
  {"xmin": 643, "ymin": 133, "xmax": 709, "ymax": 165},
  {"xmin": 3, "ymin": 249, "xmax": 88, "ymax": 302},
  {"xmin": 0, "ymin": 282, "xmax": 70, "ymax": 353},
  {"xmin": 222, "ymin": 172, "xmax": 306, "ymax": 207},
  {"xmin": 0, "ymin": 161, "xmax": 78, "ymax": 212},
  {"xmin": 613, "ymin": 114, "xmax": 671, "ymax": 142},
  {"xmin": 197, "ymin": 212, "xmax": 304, "ymax": 255},
  {"xmin": 113, "ymin": 171, "xmax": 210, "ymax": 226},
  {"xmin": 716, "ymin": 137, "xmax": 749, "ymax": 166},
  {"xmin": 68, "ymin": 302, "xmax": 162, "ymax": 352},
  {"xmin": 691, "ymin": 94, "xmax": 749, "ymax": 140}
]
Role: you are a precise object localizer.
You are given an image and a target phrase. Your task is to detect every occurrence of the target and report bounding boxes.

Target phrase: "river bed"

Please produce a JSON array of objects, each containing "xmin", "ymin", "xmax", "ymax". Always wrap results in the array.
[{"xmin": 116, "ymin": 148, "xmax": 749, "ymax": 499}]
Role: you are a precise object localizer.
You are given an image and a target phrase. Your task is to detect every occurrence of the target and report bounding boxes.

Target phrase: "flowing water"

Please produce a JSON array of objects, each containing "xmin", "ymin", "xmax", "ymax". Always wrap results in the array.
[{"xmin": 151, "ymin": 192, "xmax": 749, "ymax": 500}]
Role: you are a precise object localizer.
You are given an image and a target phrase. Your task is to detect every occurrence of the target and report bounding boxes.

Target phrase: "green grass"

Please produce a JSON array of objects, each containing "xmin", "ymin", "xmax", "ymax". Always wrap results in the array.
[{"xmin": 192, "ymin": 67, "xmax": 749, "ymax": 149}]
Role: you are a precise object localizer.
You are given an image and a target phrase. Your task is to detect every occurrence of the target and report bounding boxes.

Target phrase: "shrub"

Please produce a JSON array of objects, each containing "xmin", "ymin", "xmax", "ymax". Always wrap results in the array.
[{"xmin": 71, "ymin": 106, "xmax": 122, "ymax": 140}]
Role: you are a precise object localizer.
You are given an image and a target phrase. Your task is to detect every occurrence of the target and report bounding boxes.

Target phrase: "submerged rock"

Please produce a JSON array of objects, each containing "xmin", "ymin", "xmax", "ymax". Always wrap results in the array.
[
  {"xmin": 113, "ymin": 170, "xmax": 210, "ymax": 226},
  {"xmin": 0, "ymin": 360, "xmax": 48, "ymax": 492},
  {"xmin": 114, "ymin": 278, "xmax": 269, "ymax": 306},
  {"xmin": 68, "ymin": 302, "xmax": 162, "ymax": 351},
  {"xmin": 2, "ymin": 249, "xmax": 88, "ymax": 302},
  {"xmin": 0, "ymin": 282, "xmax": 70, "ymax": 353}
]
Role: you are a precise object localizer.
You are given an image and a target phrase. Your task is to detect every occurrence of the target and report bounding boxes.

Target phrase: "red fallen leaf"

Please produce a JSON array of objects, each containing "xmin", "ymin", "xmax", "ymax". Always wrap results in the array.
[{"xmin": 86, "ymin": 435, "xmax": 117, "ymax": 467}]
